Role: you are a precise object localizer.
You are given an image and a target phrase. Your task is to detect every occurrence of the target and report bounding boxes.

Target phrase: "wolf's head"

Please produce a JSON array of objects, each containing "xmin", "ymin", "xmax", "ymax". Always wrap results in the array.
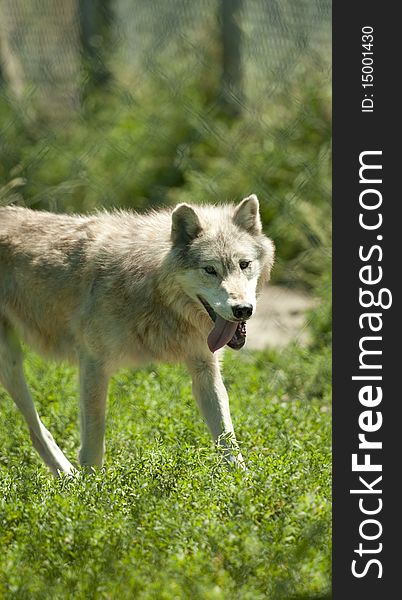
[{"xmin": 171, "ymin": 195, "xmax": 275, "ymax": 353}]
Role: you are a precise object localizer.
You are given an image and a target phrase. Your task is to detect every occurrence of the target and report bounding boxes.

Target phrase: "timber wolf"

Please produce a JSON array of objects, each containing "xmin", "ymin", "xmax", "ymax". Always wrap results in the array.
[{"xmin": 0, "ymin": 195, "xmax": 275, "ymax": 475}]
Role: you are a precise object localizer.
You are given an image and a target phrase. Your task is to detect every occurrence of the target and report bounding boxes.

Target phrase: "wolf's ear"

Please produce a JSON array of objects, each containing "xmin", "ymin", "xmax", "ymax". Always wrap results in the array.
[
  {"xmin": 233, "ymin": 194, "xmax": 262, "ymax": 235},
  {"xmin": 171, "ymin": 203, "xmax": 202, "ymax": 246}
]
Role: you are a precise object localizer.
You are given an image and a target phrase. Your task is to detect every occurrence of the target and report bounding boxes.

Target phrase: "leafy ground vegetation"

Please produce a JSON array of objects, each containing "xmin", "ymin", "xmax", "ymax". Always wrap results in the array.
[
  {"xmin": 0, "ymin": 42, "xmax": 331, "ymax": 599},
  {"xmin": 0, "ymin": 334, "xmax": 331, "ymax": 599},
  {"xmin": 0, "ymin": 281, "xmax": 331, "ymax": 598}
]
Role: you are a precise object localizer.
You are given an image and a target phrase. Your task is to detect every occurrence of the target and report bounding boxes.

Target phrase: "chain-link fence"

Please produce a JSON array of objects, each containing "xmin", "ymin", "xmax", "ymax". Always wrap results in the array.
[{"xmin": 0, "ymin": 1, "xmax": 331, "ymax": 109}]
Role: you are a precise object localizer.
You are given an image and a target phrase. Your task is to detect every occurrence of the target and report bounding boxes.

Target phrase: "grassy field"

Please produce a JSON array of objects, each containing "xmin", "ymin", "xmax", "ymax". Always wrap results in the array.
[{"xmin": 0, "ymin": 332, "xmax": 331, "ymax": 599}]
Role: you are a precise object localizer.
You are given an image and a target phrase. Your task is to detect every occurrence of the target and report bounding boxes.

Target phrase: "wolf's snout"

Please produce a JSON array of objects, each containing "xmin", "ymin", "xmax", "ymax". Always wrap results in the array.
[{"xmin": 232, "ymin": 304, "xmax": 253, "ymax": 320}]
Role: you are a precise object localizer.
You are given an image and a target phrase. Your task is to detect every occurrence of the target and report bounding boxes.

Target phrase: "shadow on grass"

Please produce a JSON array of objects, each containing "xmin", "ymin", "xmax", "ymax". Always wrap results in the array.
[{"xmin": 271, "ymin": 519, "xmax": 331, "ymax": 600}]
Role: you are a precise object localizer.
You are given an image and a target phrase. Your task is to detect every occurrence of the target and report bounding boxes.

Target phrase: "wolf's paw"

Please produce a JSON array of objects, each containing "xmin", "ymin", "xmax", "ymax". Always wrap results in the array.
[{"xmin": 56, "ymin": 464, "xmax": 79, "ymax": 479}]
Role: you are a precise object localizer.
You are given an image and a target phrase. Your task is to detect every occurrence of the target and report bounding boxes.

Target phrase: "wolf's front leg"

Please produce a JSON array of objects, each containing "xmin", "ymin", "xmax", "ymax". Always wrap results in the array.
[
  {"xmin": 186, "ymin": 354, "xmax": 245, "ymax": 469},
  {"xmin": 78, "ymin": 354, "xmax": 109, "ymax": 470}
]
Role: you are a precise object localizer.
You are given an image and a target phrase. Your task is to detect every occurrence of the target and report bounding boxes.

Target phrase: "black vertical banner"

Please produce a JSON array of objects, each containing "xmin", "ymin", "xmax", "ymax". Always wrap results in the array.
[{"xmin": 333, "ymin": 1, "xmax": 401, "ymax": 597}]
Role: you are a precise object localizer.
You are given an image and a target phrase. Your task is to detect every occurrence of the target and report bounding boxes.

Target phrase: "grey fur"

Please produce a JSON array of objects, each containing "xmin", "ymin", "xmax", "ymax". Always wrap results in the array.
[{"xmin": 0, "ymin": 196, "xmax": 274, "ymax": 475}]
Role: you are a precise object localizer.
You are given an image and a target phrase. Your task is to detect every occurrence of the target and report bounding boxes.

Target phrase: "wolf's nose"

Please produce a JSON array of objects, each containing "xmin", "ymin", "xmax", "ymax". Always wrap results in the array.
[{"xmin": 232, "ymin": 304, "xmax": 253, "ymax": 320}]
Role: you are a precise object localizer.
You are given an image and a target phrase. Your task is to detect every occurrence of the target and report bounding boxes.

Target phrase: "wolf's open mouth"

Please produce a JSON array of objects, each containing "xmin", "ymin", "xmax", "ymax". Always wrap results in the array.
[{"xmin": 198, "ymin": 296, "xmax": 247, "ymax": 353}]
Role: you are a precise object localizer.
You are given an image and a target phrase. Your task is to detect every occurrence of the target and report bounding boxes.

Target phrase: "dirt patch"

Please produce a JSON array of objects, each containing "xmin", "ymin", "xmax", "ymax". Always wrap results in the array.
[{"xmin": 246, "ymin": 284, "xmax": 316, "ymax": 350}]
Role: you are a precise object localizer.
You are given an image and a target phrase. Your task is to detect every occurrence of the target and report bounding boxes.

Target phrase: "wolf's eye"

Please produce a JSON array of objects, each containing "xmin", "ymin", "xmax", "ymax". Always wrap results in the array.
[
  {"xmin": 204, "ymin": 266, "xmax": 217, "ymax": 276},
  {"xmin": 239, "ymin": 260, "xmax": 251, "ymax": 270}
]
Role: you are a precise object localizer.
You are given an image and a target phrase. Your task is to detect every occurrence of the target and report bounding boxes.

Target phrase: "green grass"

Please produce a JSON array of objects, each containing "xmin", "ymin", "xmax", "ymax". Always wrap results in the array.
[{"xmin": 0, "ymin": 340, "xmax": 331, "ymax": 599}]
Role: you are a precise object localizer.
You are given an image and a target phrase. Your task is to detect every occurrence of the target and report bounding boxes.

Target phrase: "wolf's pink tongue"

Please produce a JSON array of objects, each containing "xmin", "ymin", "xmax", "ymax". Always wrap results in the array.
[{"xmin": 207, "ymin": 316, "xmax": 238, "ymax": 353}]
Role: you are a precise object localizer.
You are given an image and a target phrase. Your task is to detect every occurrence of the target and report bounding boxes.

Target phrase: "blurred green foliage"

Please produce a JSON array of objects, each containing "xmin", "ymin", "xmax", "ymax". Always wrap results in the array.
[{"xmin": 0, "ymin": 58, "xmax": 331, "ymax": 289}]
